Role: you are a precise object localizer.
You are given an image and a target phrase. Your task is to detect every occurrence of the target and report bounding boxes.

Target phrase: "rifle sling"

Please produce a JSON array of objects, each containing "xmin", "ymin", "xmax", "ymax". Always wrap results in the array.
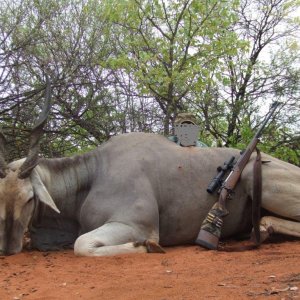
[{"xmin": 252, "ymin": 147, "xmax": 262, "ymax": 245}]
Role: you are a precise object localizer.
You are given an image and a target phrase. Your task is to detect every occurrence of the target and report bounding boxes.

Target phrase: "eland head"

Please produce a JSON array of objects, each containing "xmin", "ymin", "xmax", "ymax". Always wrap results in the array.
[{"xmin": 0, "ymin": 78, "xmax": 59, "ymax": 255}]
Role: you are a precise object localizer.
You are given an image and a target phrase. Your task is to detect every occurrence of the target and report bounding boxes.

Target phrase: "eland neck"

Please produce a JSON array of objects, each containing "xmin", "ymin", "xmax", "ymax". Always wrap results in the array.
[{"xmin": 37, "ymin": 148, "xmax": 100, "ymax": 217}]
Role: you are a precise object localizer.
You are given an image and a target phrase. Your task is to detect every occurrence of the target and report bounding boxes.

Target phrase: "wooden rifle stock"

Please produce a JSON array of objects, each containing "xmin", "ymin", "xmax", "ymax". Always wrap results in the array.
[{"xmin": 195, "ymin": 102, "xmax": 280, "ymax": 250}]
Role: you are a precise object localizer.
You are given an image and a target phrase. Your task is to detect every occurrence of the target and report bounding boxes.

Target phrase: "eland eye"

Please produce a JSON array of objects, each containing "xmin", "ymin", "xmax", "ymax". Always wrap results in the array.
[{"xmin": 27, "ymin": 197, "xmax": 34, "ymax": 204}]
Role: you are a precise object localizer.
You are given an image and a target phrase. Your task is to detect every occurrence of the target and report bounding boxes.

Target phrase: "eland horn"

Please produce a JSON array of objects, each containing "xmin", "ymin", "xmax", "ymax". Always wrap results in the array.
[
  {"xmin": 0, "ymin": 130, "xmax": 7, "ymax": 178},
  {"xmin": 18, "ymin": 76, "xmax": 51, "ymax": 179}
]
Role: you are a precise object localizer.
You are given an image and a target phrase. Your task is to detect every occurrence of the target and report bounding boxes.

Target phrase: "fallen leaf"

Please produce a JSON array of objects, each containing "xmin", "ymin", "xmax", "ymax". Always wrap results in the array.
[
  {"xmin": 218, "ymin": 283, "xmax": 227, "ymax": 286},
  {"xmin": 268, "ymin": 287, "xmax": 290, "ymax": 295}
]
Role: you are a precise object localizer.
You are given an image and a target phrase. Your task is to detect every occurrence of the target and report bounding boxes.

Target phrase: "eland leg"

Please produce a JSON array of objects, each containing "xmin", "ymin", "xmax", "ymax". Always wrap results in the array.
[
  {"xmin": 74, "ymin": 222, "xmax": 160, "ymax": 256},
  {"xmin": 257, "ymin": 216, "xmax": 300, "ymax": 243}
]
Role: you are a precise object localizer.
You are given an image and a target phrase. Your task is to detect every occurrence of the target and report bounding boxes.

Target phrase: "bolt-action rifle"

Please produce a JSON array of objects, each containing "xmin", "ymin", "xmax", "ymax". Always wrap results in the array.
[{"xmin": 195, "ymin": 102, "xmax": 280, "ymax": 250}]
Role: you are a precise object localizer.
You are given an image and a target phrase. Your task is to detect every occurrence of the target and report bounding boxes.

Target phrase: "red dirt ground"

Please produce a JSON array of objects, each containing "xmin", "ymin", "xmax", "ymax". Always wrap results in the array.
[{"xmin": 1, "ymin": 238, "xmax": 299, "ymax": 300}]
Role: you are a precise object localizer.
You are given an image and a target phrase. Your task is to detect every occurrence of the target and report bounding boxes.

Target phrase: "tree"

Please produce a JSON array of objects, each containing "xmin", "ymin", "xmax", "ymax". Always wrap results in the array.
[
  {"xmin": 0, "ymin": 0, "xmax": 299, "ymax": 165},
  {"xmin": 191, "ymin": 0, "xmax": 300, "ymax": 164},
  {"xmin": 105, "ymin": 0, "xmax": 241, "ymax": 135},
  {"xmin": 0, "ymin": 0, "xmax": 121, "ymax": 158}
]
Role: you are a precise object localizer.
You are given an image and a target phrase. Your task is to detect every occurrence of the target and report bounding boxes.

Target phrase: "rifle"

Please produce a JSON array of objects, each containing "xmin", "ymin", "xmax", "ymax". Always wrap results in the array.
[
  {"xmin": 206, "ymin": 156, "xmax": 235, "ymax": 194},
  {"xmin": 195, "ymin": 102, "xmax": 280, "ymax": 250}
]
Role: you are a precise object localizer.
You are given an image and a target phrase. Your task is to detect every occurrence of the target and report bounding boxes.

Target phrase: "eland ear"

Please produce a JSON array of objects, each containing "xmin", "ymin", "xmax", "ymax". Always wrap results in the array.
[{"xmin": 31, "ymin": 169, "xmax": 60, "ymax": 214}]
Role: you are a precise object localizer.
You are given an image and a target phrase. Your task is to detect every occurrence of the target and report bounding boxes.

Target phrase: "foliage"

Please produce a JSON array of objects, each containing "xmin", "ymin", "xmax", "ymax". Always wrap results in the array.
[
  {"xmin": 104, "ymin": 0, "xmax": 241, "ymax": 135},
  {"xmin": 0, "ymin": 0, "xmax": 299, "ymax": 166}
]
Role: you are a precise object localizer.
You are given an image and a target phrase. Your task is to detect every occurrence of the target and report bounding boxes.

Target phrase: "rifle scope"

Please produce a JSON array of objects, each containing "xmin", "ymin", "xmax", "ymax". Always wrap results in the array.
[{"xmin": 206, "ymin": 156, "xmax": 235, "ymax": 194}]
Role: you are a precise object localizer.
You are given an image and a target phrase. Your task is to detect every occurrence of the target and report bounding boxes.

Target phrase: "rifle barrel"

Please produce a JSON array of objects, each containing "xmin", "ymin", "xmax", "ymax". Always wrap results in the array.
[{"xmin": 255, "ymin": 102, "xmax": 280, "ymax": 138}]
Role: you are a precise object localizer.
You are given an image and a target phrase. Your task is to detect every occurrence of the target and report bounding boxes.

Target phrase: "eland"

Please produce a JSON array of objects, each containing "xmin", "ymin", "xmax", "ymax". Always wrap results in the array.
[{"xmin": 0, "ymin": 82, "xmax": 299, "ymax": 256}]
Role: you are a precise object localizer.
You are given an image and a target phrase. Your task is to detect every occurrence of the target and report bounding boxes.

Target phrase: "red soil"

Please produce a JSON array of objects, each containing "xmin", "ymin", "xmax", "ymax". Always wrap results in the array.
[{"xmin": 0, "ymin": 238, "xmax": 299, "ymax": 300}]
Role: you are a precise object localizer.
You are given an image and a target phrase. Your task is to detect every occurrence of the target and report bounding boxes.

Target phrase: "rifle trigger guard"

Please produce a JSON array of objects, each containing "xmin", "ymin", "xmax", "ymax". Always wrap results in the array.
[{"xmin": 221, "ymin": 186, "xmax": 235, "ymax": 198}]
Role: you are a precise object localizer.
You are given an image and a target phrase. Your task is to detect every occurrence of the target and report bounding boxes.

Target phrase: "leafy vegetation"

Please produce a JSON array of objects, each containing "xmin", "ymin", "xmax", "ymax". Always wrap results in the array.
[{"xmin": 0, "ymin": 0, "xmax": 299, "ymax": 165}]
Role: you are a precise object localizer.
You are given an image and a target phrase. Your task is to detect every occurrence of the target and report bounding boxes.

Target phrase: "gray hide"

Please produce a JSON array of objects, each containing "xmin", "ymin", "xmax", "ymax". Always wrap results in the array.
[{"xmin": 1, "ymin": 132, "xmax": 300, "ymax": 255}]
